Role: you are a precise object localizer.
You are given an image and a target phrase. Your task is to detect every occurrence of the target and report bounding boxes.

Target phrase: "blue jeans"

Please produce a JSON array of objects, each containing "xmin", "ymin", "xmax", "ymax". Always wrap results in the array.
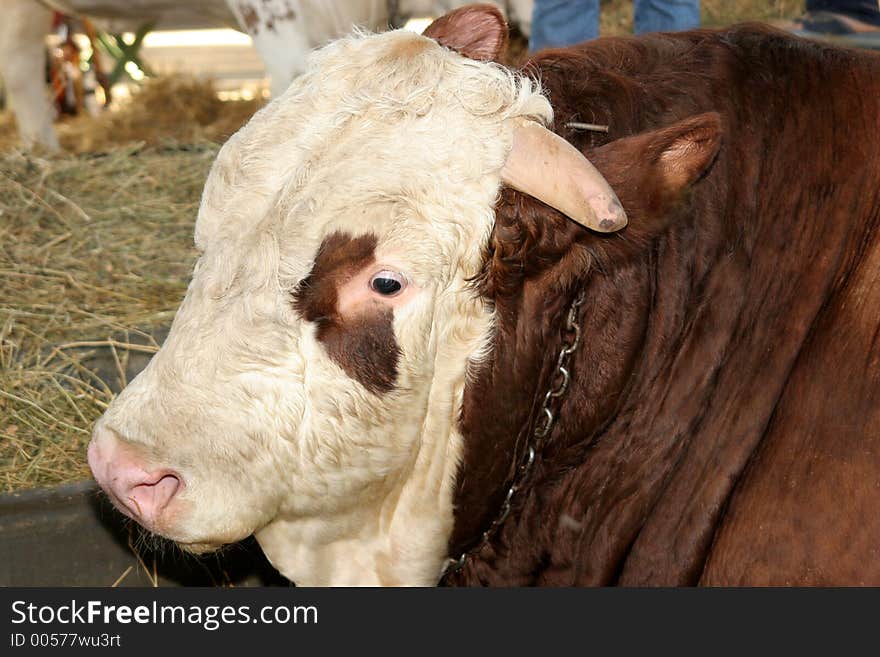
[{"xmin": 530, "ymin": 0, "xmax": 701, "ymax": 52}]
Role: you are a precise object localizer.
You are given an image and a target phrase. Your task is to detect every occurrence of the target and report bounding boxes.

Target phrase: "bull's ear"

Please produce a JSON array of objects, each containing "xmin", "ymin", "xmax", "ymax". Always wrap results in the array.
[
  {"xmin": 588, "ymin": 112, "xmax": 723, "ymax": 230},
  {"xmin": 422, "ymin": 3, "xmax": 508, "ymax": 62},
  {"xmin": 481, "ymin": 113, "xmax": 723, "ymax": 296}
]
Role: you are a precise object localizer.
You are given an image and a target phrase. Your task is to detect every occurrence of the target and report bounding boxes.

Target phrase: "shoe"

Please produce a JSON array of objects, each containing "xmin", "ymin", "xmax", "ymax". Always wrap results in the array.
[
  {"xmin": 800, "ymin": 10, "xmax": 880, "ymax": 34},
  {"xmin": 786, "ymin": 10, "xmax": 880, "ymax": 49}
]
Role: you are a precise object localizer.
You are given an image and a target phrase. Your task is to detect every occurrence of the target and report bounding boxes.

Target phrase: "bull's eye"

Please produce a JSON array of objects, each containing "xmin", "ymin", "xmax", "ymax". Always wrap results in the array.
[{"xmin": 369, "ymin": 270, "xmax": 405, "ymax": 296}]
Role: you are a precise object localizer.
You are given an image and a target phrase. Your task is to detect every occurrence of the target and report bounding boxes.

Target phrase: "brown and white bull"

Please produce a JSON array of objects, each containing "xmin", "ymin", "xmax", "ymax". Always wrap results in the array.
[{"xmin": 88, "ymin": 5, "xmax": 880, "ymax": 586}]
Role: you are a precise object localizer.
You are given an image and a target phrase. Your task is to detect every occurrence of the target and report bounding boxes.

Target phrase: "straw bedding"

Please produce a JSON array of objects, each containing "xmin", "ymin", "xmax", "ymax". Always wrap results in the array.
[{"xmin": 1, "ymin": 77, "xmax": 260, "ymax": 492}]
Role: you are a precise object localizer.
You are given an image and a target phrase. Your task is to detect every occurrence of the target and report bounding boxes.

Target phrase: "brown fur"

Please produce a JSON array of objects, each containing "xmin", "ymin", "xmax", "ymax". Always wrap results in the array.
[
  {"xmin": 442, "ymin": 20, "xmax": 880, "ymax": 585},
  {"xmin": 423, "ymin": 3, "xmax": 509, "ymax": 62},
  {"xmin": 292, "ymin": 232, "xmax": 401, "ymax": 394}
]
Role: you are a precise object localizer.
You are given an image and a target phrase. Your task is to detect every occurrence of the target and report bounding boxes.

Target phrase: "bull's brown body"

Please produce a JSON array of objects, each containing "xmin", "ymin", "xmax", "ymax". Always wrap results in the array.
[{"xmin": 447, "ymin": 25, "xmax": 880, "ymax": 585}]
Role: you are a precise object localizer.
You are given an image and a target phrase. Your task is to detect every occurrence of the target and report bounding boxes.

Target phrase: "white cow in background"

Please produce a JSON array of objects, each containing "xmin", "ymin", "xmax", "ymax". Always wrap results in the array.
[{"xmin": 0, "ymin": 0, "xmax": 532, "ymax": 150}]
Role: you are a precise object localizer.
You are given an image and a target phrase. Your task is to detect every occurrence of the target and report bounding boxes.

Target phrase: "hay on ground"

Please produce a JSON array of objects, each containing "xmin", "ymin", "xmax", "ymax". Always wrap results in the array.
[
  {"xmin": 0, "ymin": 144, "xmax": 217, "ymax": 492},
  {"xmin": 1, "ymin": 75, "xmax": 263, "ymax": 493},
  {"xmin": 0, "ymin": 75, "xmax": 262, "ymax": 154}
]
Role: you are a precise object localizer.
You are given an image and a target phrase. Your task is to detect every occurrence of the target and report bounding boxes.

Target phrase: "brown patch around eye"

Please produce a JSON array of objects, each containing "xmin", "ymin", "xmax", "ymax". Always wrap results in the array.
[{"xmin": 292, "ymin": 232, "xmax": 401, "ymax": 394}]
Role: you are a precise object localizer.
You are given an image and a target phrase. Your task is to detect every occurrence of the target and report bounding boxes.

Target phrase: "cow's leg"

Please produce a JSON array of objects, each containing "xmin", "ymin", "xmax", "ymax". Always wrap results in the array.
[
  {"xmin": 0, "ymin": 0, "xmax": 59, "ymax": 149},
  {"xmin": 224, "ymin": 0, "xmax": 389, "ymax": 98},
  {"xmin": 507, "ymin": 0, "xmax": 533, "ymax": 36},
  {"xmin": 223, "ymin": 0, "xmax": 311, "ymax": 96}
]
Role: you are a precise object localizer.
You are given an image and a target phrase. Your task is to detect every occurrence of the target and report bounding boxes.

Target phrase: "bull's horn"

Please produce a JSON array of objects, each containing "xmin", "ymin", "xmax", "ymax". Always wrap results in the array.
[{"xmin": 501, "ymin": 118, "xmax": 627, "ymax": 232}]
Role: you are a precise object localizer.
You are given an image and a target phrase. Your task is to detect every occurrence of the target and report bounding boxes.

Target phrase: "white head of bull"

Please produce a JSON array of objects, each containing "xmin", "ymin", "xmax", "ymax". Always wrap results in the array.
[{"xmin": 87, "ymin": 6, "xmax": 628, "ymax": 585}]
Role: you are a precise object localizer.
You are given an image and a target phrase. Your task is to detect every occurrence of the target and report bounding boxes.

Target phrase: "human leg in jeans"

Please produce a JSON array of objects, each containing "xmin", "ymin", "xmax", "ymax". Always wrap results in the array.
[
  {"xmin": 634, "ymin": 0, "xmax": 700, "ymax": 34},
  {"xmin": 530, "ymin": 0, "xmax": 599, "ymax": 51}
]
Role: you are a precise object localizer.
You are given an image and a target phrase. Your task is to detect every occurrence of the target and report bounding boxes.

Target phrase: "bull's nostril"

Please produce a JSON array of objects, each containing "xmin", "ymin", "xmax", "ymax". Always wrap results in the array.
[
  {"xmin": 134, "ymin": 473, "xmax": 181, "ymax": 500},
  {"xmin": 144, "ymin": 472, "xmax": 182, "ymax": 489},
  {"xmin": 157, "ymin": 473, "xmax": 182, "ymax": 497},
  {"xmin": 124, "ymin": 472, "xmax": 182, "ymax": 524},
  {"xmin": 88, "ymin": 427, "xmax": 183, "ymax": 526}
]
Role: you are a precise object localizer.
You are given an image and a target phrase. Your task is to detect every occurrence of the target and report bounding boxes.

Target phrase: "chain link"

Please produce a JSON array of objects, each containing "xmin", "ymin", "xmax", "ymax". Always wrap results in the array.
[{"xmin": 443, "ymin": 289, "xmax": 587, "ymax": 576}]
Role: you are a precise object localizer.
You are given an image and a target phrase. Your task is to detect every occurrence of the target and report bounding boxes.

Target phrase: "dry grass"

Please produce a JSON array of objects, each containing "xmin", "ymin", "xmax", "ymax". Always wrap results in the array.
[
  {"xmin": 0, "ymin": 76, "xmax": 262, "ymax": 154},
  {"xmin": 0, "ymin": 2, "xmax": 808, "ymax": 492},
  {"xmin": 0, "ymin": 144, "xmax": 218, "ymax": 491},
  {"xmin": 1, "ymin": 77, "xmax": 262, "ymax": 492},
  {"xmin": 700, "ymin": 0, "xmax": 804, "ymax": 29},
  {"xmin": 600, "ymin": 0, "xmax": 803, "ymax": 35}
]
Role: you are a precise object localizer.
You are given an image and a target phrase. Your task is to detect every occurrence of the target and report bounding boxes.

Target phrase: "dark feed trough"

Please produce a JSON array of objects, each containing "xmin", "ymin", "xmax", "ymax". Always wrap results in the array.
[{"xmin": 0, "ymin": 481, "xmax": 289, "ymax": 586}]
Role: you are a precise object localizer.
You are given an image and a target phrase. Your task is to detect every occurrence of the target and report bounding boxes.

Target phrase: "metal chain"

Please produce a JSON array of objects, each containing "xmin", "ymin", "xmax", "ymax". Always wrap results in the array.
[{"xmin": 443, "ymin": 289, "xmax": 587, "ymax": 575}]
